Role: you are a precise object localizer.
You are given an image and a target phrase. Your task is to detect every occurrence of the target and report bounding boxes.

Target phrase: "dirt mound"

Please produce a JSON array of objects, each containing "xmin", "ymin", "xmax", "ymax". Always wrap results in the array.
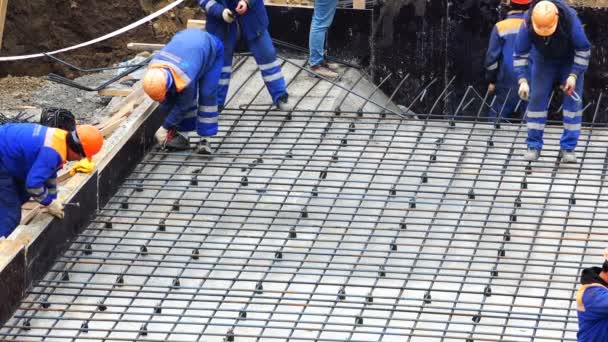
[{"xmin": 0, "ymin": 0, "xmax": 202, "ymax": 77}]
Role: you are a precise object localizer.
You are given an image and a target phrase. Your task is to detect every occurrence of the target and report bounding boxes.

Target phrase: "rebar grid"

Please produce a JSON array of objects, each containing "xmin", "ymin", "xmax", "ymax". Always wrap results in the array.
[{"xmin": 2, "ymin": 57, "xmax": 607, "ymax": 341}]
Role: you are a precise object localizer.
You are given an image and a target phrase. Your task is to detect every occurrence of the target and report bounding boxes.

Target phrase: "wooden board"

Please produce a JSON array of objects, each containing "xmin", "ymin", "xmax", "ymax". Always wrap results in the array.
[
  {"xmin": 353, "ymin": 0, "xmax": 365, "ymax": 9},
  {"xmin": 0, "ymin": 0, "xmax": 8, "ymax": 50},
  {"xmin": 187, "ymin": 19, "xmax": 206, "ymax": 30},
  {"xmin": 98, "ymin": 88, "xmax": 133, "ymax": 97},
  {"xmin": 127, "ymin": 43, "xmax": 164, "ymax": 51}
]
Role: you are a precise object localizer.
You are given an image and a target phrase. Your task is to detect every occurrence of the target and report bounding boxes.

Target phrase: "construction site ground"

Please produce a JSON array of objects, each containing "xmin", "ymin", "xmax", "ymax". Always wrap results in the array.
[{"xmin": 0, "ymin": 55, "xmax": 603, "ymax": 341}]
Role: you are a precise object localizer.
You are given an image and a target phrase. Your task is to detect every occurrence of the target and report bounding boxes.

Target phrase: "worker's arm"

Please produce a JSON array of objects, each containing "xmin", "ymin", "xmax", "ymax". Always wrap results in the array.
[
  {"xmin": 198, "ymin": 0, "xmax": 226, "ymax": 19},
  {"xmin": 583, "ymin": 287, "xmax": 608, "ymax": 320},
  {"xmin": 25, "ymin": 149, "xmax": 62, "ymax": 206},
  {"xmin": 569, "ymin": 13, "xmax": 592, "ymax": 79},
  {"xmin": 513, "ymin": 22, "xmax": 532, "ymax": 84},
  {"xmin": 162, "ymin": 87, "xmax": 197, "ymax": 129},
  {"xmin": 484, "ymin": 26, "xmax": 502, "ymax": 84}
]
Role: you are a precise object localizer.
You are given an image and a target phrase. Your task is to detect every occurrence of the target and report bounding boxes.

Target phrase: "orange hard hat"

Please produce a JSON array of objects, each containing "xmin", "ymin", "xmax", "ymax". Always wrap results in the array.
[
  {"xmin": 143, "ymin": 68, "xmax": 170, "ymax": 102},
  {"xmin": 532, "ymin": 1, "xmax": 559, "ymax": 37},
  {"xmin": 511, "ymin": 0, "xmax": 532, "ymax": 5},
  {"xmin": 74, "ymin": 125, "xmax": 103, "ymax": 161}
]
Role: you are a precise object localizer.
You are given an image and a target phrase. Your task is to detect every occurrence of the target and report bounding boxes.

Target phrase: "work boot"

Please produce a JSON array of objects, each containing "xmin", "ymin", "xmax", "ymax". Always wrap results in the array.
[
  {"xmin": 310, "ymin": 64, "xmax": 338, "ymax": 79},
  {"xmin": 524, "ymin": 148, "xmax": 540, "ymax": 162},
  {"xmin": 164, "ymin": 130, "xmax": 190, "ymax": 151},
  {"xmin": 559, "ymin": 149, "xmax": 577, "ymax": 164},
  {"xmin": 196, "ymin": 139, "xmax": 213, "ymax": 155},
  {"xmin": 276, "ymin": 95, "xmax": 294, "ymax": 111},
  {"xmin": 322, "ymin": 60, "xmax": 341, "ymax": 71}
]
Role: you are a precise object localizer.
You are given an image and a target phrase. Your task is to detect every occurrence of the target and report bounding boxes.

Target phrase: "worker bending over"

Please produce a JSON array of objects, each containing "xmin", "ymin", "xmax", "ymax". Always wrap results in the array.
[
  {"xmin": 514, "ymin": 0, "xmax": 591, "ymax": 163},
  {"xmin": 0, "ymin": 123, "xmax": 103, "ymax": 237},
  {"xmin": 143, "ymin": 29, "xmax": 224, "ymax": 154},
  {"xmin": 199, "ymin": 0, "xmax": 292, "ymax": 110},
  {"xmin": 484, "ymin": 0, "xmax": 531, "ymax": 122},
  {"xmin": 576, "ymin": 248, "xmax": 608, "ymax": 341}
]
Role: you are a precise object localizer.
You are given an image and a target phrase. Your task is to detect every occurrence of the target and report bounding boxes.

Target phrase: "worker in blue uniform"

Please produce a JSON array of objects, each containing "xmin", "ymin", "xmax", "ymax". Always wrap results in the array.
[
  {"xmin": 484, "ymin": 0, "xmax": 531, "ymax": 123},
  {"xmin": 0, "ymin": 123, "xmax": 103, "ymax": 238},
  {"xmin": 514, "ymin": 0, "xmax": 591, "ymax": 163},
  {"xmin": 576, "ymin": 248, "xmax": 608, "ymax": 341},
  {"xmin": 142, "ymin": 29, "xmax": 224, "ymax": 154},
  {"xmin": 198, "ymin": 0, "xmax": 292, "ymax": 111}
]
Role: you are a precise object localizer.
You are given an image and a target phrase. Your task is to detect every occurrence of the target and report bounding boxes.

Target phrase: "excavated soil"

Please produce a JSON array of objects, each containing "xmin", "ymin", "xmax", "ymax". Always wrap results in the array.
[{"xmin": 0, "ymin": 0, "xmax": 201, "ymax": 77}]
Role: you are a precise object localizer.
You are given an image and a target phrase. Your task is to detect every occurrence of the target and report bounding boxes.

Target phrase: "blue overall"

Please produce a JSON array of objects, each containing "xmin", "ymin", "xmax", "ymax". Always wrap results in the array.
[
  {"xmin": 150, "ymin": 29, "xmax": 224, "ymax": 137},
  {"xmin": 0, "ymin": 124, "xmax": 65, "ymax": 237},
  {"xmin": 576, "ymin": 267, "xmax": 608, "ymax": 341},
  {"xmin": 514, "ymin": 0, "xmax": 591, "ymax": 151},
  {"xmin": 199, "ymin": 0, "xmax": 288, "ymax": 107},
  {"xmin": 484, "ymin": 11, "xmax": 528, "ymax": 122}
]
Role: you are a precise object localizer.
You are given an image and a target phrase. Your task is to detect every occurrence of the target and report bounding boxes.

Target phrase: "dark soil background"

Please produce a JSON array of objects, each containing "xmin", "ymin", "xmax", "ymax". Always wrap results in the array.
[{"xmin": 0, "ymin": 0, "xmax": 202, "ymax": 77}]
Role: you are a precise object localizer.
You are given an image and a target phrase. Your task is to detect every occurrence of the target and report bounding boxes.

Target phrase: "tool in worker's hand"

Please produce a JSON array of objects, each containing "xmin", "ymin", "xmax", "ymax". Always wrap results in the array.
[{"xmin": 63, "ymin": 202, "xmax": 80, "ymax": 208}]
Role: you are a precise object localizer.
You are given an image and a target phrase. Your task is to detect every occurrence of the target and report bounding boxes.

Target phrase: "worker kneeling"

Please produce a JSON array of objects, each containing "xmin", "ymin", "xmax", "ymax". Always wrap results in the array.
[
  {"xmin": 143, "ymin": 29, "xmax": 224, "ymax": 154},
  {"xmin": 576, "ymin": 249, "xmax": 608, "ymax": 341},
  {"xmin": 0, "ymin": 123, "xmax": 103, "ymax": 238},
  {"xmin": 514, "ymin": 0, "xmax": 591, "ymax": 163}
]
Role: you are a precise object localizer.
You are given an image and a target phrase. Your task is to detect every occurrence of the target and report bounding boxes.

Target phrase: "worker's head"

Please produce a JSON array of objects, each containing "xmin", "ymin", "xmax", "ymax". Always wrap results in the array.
[
  {"xmin": 66, "ymin": 125, "xmax": 104, "ymax": 161},
  {"xmin": 532, "ymin": 0, "xmax": 559, "ymax": 37},
  {"xmin": 509, "ymin": 0, "xmax": 531, "ymax": 11},
  {"xmin": 142, "ymin": 68, "xmax": 174, "ymax": 102}
]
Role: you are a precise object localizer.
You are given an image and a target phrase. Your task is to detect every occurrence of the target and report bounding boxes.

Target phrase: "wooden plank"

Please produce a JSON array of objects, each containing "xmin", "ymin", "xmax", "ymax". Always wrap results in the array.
[
  {"xmin": 353, "ymin": 0, "xmax": 365, "ymax": 9},
  {"xmin": 127, "ymin": 42, "xmax": 164, "ymax": 51},
  {"xmin": 0, "ymin": 0, "xmax": 8, "ymax": 50},
  {"xmin": 98, "ymin": 88, "xmax": 133, "ymax": 97},
  {"xmin": 187, "ymin": 19, "xmax": 206, "ymax": 30}
]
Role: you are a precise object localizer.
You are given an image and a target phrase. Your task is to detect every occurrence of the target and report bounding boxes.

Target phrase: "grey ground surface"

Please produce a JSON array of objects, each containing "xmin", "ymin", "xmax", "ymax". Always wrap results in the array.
[{"xmin": 2, "ymin": 56, "xmax": 606, "ymax": 341}]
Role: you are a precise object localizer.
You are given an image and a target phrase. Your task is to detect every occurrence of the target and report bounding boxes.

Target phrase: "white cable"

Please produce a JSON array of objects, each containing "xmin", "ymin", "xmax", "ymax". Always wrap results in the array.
[{"xmin": 0, "ymin": 0, "xmax": 185, "ymax": 62}]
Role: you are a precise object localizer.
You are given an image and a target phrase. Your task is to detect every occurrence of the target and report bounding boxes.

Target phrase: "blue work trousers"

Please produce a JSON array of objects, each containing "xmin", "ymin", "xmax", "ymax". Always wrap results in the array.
[
  {"xmin": 0, "ymin": 162, "xmax": 28, "ymax": 238},
  {"xmin": 488, "ymin": 86, "xmax": 527, "ymax": 122},
  {"xmin": 526, "ymin": 59, "xmax": 584, "ymax": 151},
  {"xmin": 217, "ymin": 28, "xmax": 287, "ymax": 107},
  {"xmin": 309, "ymin": 0, "xmax": 338, "ymax": 67}
]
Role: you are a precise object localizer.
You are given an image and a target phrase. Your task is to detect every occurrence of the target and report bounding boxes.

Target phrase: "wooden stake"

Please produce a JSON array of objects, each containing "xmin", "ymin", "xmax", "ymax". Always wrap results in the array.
[{"xmin": 0, "ymin": 0, "xmax": 8, "ymax": 50}]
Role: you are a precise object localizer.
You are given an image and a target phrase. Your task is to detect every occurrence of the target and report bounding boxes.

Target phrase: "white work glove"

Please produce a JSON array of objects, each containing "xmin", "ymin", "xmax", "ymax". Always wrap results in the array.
[
  {"xmin": 222, "ymin": 9, "xmax": 235, "ymax": 23},
  {"xmin": 155, "ymin": 126, "xmax": 168, "ymax": 145},
  {"xmin": 564, "ymin": 74, "xmax": 577, "ymax": 97},
  {"xmin": 235, "ymin": 0, "xmax": 248, "ymax": 15},
  {"xmin": 46, "ymin": 201, "xmax": 65, "ymax": 219},
  {"xmin": 488, "ymin": 83, "xmax": 496, "ymax": 94},
  {"xmin": 518, "ymin": 80, "xmax": 530, "ymax": 101}
]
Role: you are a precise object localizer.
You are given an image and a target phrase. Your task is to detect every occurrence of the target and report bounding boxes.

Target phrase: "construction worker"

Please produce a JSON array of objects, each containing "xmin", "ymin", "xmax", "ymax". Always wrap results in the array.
[
  {"xmin": 484, "ymin": 0, "xmax": 531, "ymax": 122},
  {"xmin": 514, "ymin": 0, "xmax": 591, "ymax": 163},
  {"xmin": 199, "ymin": 0, "xmax": 292, "ymax": 110},
  {"xmin": 142, "ymin": 29, "xmax": 224, "ymax": 154},
  {"xmin": 576, "ymin": 248, "xmax": 608, "ymax": 341},
  {"xmin": 0, "ymin": 123, "xmax": 103, "ymax": 238}
]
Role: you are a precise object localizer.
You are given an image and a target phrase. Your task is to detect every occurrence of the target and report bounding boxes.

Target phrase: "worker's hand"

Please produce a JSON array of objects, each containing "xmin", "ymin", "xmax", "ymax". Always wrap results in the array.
[
  {"xmin": 46, "ymin": 201, "xmax": 65, "ymax": 220},
  {"xmin": 603, "ymin": 248, "xmax": 608, "ymax": 261},
  {"xmin": 563, "ymin": 74, "xmax": 577, "ymax": 97},
  {"xmin": 222, "ymin": 9, "xmax": 235, "ymax": 23},
  {"xmin": 518, "ymin": 81, "xmax": 530, "ymax": 101},
  {"xmin": 69, "ymin": 159, "xmax": 95, "ymax": 176},
  {"xmin": 488, "ymin": 83, "xmax": 496, "ymax": 94},
  {"xmin": 235, "ymin": 0, "xmax": 248, "ymax": 15}
]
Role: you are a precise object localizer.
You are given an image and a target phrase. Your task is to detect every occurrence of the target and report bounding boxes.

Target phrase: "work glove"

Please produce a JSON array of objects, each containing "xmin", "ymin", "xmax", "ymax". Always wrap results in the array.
[
  {"xmin": 236, "ymin": 0, "xmax": 249, "ymax": 15},
  {"xmin": 155, "ymin": 126, "xmax": 169, "ymax": 145},
  {"xmin": 222, "ymin": 9, "xmax": 235, "ymax": 23},
  {"xmin": 69, "ymin": 159, "xmax": 95, "ymax": 176},
  {"xmin": 46, "ymin": 201, "xmax": 65, "ymax": 220},
  {"xmin": 563, "ymin": 74, "xmax": 577, "ymax": 97},
  {"xmin": 488, "ymin": 83, "xmax": 496, "ymax": 94},
  {"xmin": 518, "ymin": 80, "xmax": 529, "ymax": 101}
]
